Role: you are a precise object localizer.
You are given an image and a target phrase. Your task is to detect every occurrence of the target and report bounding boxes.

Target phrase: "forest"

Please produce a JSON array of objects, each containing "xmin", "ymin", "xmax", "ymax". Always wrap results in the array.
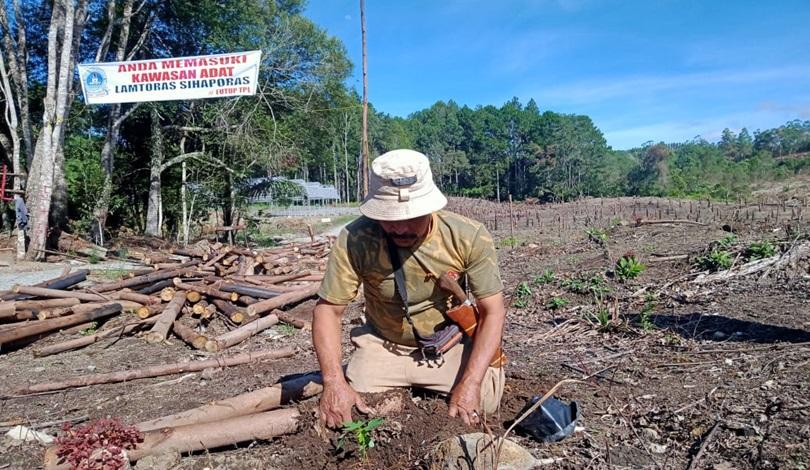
[{"xmin": 1, "ymin": 0, "xmax": 809, "ymax": 255}]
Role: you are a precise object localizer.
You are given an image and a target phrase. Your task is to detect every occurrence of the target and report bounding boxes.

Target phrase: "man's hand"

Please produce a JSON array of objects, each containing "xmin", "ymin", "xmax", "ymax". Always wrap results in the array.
[
  {"xmin": 319, "ymin": 381, "xmax": 373, "ymax": 428},
  {"xmin": 448, "ymin": 377, "xmax": 482, "ymax": 426}
]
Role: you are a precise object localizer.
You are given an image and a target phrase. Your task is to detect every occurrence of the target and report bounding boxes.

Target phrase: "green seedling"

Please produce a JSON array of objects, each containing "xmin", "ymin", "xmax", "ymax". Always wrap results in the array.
[
  {"xmin": 547, "ymin": 297, "xmax": 569, "ymax": 310},
  {"xmin": 585, "ymin": 227, "xmax": 608, "ymax": 244},
  {"xmin": 338, "ymin": 417, "xmax": 385, "ymax": 460},
  {"xmin": 615, "ymin": 254, "xmax": 646, "ymax": 281},
  {"xmin": 717, "ymin": 234, "xmax": 737, "ymax": 249},
  {"xmin": 500, "ymin": 236, "xmax": 519, "ymax": 248},
  {"xmin": 747, "ymin": 240, "xmax": 776, "ymax": 260},
  {"xmin": 589, "ymin": 307, "xmax": 611, "ymax": 329},
  {"xmin": 695, "ymin": 249, "xmax": 732, "ymax": 272},
  {"xmin": 532, "ymin": 269, "xmax": 556, "ymax": 285},
  {"xmin": 512, "ymin": 282, "xmax": 532, "ymax": 308},
  {"xmin": 639, "ymin": 294, "xmax": 656, "ymax": 331},
  {"xmin": 79, "ymin": 322, "xmax": 98, "ymax": 336},
  {"xmin": 563, "ymin": 273, "xmax": 611, "ymax": 297}
]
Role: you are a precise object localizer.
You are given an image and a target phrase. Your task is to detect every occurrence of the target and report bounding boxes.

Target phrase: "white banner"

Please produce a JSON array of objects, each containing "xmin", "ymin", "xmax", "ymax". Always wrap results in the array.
[{"xmin": 77, "ymin": 50, "xmax": 262, "ymax": 104}]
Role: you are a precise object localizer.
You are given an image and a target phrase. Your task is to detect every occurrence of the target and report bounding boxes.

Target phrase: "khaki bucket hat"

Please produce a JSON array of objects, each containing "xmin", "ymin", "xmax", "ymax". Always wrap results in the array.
[{"xmin": 359, "ymin": 149, "xmax": 447, "ymax": 221}]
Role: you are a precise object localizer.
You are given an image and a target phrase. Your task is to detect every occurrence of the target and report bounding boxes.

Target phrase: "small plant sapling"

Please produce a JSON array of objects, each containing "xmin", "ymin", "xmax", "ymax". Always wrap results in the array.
[
  {"xmin": 639, "ymin": 294, "xmax": 656, "ymax": 331},
  {"xmin": 511, "ymin": 281, "xmax": 533, "ymax": 308},
  {"xmin": 532, "ymin": 269, "xmax": 556, "ymax": 285},
  {"xmin": 547, "ymin": 297, "xmax": 569, "ymax": 310},
  {"xmin": 615, "ymin": 253, "xmax": 646, "ymax": 281},
  {"xmin": 338, "ymin": 417, "xmax": 385, "ymax": 460},
  {"xmin": 585, "ymin": 227, "xmax": 608, "ymax": 244},
  {"xmin": 747, "ymin": 240, "xmax": 776, "ymax": 260},
  {"xmin": 55, "ymin": 417, "xmax": 143, "ymax": 470},
  {"xmin": 695, "ymin": 249, "xmax": 732, "ymax": 272}
]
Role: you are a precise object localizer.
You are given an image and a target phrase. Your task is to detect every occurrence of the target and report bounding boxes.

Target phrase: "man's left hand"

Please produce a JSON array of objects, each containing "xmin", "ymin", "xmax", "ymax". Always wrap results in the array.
[{"xmin": 448, "ymin": 377, "xmax": 482, "ymax": 426}]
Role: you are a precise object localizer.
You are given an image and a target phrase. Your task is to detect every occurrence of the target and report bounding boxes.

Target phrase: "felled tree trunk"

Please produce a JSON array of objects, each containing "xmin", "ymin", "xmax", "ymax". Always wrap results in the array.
[
  {"xmin": 137, "ymin": 371, "xmax": 322, "ymax": 431},
  {"xmin": 44, "ymin": 408, "xmax": 300, "ymax": 469}
]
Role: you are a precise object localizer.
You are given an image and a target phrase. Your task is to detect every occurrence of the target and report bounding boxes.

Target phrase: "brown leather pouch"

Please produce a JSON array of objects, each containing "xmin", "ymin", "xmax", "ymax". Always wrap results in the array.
[{"xmin": 446, "ymin": 303, "xmax": 507, "ymax": 368}]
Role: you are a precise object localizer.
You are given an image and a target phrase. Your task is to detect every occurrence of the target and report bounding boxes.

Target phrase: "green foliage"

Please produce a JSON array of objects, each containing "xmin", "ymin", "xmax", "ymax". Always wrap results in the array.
[
  {"xmin": 695, "ymin": 249, "xmax": 733, "ymax": 272},
  {"xmin": 532, "ymin": 269, "xmax": 556, "ymax": 285},
  {"xmin": 64, "ymin": 135, "xmax": 124, "ymax": 235},
  {"xmin": 547, "ymin": 297, "xmax": 569, "ymax": 310},
  {"xmin": 717, "ymin": 234, "xmax": 738, "ymax": 249},
  {"xmin": 512, "ymin": 282, "xmax": 532, "ymax": 308},
  {"xmin": 585, "ymin": 226, "xmax": 608, "ymax": 244},
  {"xmin": 639, "ymin": 294, "xmax": 656, "ymax": 331},
  {"xmin": 588, "ymin": 307, "xmax": 611, "ymax": 329},
  {"xmin": 501, "ymin": 236, "xmax": 520, "ymax": 248},
  {"xmin": 615, "ymin": 255, "xmax": 646, "ymax": 281},
  {"xmin": 747, "ymin": 240, "xmax": 776, "ymax": 259},
  {"xmin": 562, "ymin": 273, "xmax": 610, "ymax": 297},
  {"xmin": 338, "ymin": 418, "xmax": 385, "ymax": 460},
  {"xmin": 79, "ymin": 322, "xmax": 98, "ymax": 336}
]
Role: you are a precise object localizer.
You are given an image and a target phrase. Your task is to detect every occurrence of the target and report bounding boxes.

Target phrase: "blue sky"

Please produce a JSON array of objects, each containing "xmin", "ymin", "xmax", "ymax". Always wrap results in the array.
[{"xmin": 304, "ymin": 1, "xmax": 810, "ymax": 150}]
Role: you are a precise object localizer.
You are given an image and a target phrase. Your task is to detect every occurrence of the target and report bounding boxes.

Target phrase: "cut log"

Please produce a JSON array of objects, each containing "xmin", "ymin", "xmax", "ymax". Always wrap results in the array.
[
  {"xmin": 219, "ymin": 284, "xmax": 282, "ymax": 299},
  {"xmin": 202, "ymin": 248, "xmax": 231, "ymax": 268},
  {"xmin": 246, "ymin": 284, "xmax": 320, "ymax": 316},
  {"xmin": 173, "ymin": 279, "xmax": 238, "ymax": 302},
  {"xmin": 191, "ymin": 300, "xmax": 209, "ymax": 316},
  {"xmin": 15, "ymin": 298, "xmax": 81, "ymax": 310},
  {"xmin": 238, "ymin": 295, "xmax": 259, "ymax": 305},
  {"xmin": 0, "ymin": 310, "xmax": 37, "ymax": 322},
  {"xmin": 0, "ymin": 304, "xmax": 122, "ymax": 350},
  {"xmin": 10, "ymin": 286, "xmax": 110, "ymax": 302},
  {"xmin": 205, "ymin": 313, "xmax": 280, "ymax": 352},
  {"xmin": 91, "ymin": 260, "xmax": 201, "ymax": 292},
  {"xmin": 171, "ymin": 321, "xmax": 209, "ymax": 350},
  {"xmin": 136, "ymin": 304, "xmax": 163, "ymax": 320},
  {"xmin": 276, "ymin": 311, "xmax": 311, "ymax": 330},
  {"xmin": 33, "ymin": 317, "xmax": 159, "ymax": 357},
  {"xmin": 0, "ymin": 302, "xmax": 15, "ymax": 319},
  {"xmin": 145, "ymin": 292, "xmax": 186, "ymax": 344},
  {"xmin": 45, "ymin": 408, "xmax": 300, "ymax": 469},
  {"xmin": 0, "ymin": 269, "xmax": 90, "ymax": 301},
  {"xmin": 10, "ymin": 347, "xmax": 295, "ymax": 395},
  {"xmin": 115, "ymin": 291, "xmax": 160, "ymax": 305},
  {"xmin": 185, "ymin": 291, "xmax": 202, "ymax": 303},
  {"xmin": 137, "ymin": 371, "xmax": 322, "ymax": 431},
  {"xmin": 159, "ymin": 287, "xmax": 176, "ymax": 302},
  {"xmin": 136, "ymin": 279, "xmax": 174, "ymax": 295}
]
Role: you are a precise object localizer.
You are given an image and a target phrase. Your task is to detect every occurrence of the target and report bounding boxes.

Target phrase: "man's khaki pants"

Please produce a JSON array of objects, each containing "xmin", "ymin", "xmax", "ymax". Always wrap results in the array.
[{"xmin": 345, "ymin": 325, "xmax": 505, "ymax": 414}]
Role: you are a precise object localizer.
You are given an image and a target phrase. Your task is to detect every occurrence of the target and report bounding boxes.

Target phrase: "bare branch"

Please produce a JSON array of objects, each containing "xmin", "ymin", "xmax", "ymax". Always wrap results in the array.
[
  {"xmin": 114, "ymin": 102, "xmax": 142, "ymax": 128},
  {"xmin": 160, "ymin": 151, "xmax": 205, "ymax": 172},
  {"xmin": 94, "ymin": 0, "xmax": 116, "ymax": 62},
  {"xmin": 125, "ymin": 11, "xmax": 154, "ymax": 61}
]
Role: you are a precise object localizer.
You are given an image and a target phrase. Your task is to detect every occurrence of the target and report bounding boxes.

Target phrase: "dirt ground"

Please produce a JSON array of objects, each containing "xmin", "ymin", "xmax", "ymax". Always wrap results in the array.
[{"xmin": 1, "ymin": 195, "xmax": 809, "ymax": 469}]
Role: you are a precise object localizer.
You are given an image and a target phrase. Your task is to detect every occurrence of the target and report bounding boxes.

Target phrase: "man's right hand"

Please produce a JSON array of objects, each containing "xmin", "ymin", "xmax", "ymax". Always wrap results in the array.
[{"xmin": 319, "ymin": 381, "xmax": 373, "ymax": 428}]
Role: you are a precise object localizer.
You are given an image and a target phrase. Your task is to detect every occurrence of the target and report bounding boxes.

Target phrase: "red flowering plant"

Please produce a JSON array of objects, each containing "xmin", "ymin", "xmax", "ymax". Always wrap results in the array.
[{"xmin": 55, "ymin": 418, "xmax": 143, "ymax": 470}]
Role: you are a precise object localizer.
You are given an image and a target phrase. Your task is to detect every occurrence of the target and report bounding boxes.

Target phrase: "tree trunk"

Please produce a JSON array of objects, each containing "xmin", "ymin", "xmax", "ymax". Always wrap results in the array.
[
  {"xmin": 25, "ymin": 0, "xmax": 76, "ymax": 260},
  {"xmin": 145, "ymin": 106, "xmax": 163, "ymax": 236},
  {"xmin": 0, "ymin": 46, "xmax": 25, "ymax": 259},
  {"xmin": 359, "ymin": 0, "xmax": 369, "ymax": 199}
]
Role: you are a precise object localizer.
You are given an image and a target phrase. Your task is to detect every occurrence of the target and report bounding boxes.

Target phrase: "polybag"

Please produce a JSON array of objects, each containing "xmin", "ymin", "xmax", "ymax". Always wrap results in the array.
[{"xmin": 513, "ymin": 396, "xmax": 579, "ymax": 443}]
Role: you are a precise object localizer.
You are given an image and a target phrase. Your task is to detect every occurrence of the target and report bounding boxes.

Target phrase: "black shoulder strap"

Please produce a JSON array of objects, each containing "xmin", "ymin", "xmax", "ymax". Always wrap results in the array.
[{"xmin": 385, "ymin": 236, "xmax": 427, "ymax": 342}]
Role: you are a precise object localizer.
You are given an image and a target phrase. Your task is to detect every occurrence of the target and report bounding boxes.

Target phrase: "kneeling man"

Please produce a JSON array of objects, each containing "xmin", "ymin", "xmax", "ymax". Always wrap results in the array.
[{"xmin": 313, "ymin": 149, "xmax": 506, "ymax": 428}]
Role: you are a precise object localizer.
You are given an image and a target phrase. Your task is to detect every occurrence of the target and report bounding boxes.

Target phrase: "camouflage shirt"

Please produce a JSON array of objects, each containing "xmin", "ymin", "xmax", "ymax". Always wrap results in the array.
[{"xmin": 318, "ymin": 210, "xmax": 503, "ymax": 346}]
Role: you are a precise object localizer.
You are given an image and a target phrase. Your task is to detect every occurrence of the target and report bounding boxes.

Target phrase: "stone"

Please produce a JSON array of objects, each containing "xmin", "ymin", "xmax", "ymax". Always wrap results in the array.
[
  {"xmin": 4, "ymin": 425, "xmax": 54, "ymax": 444},
  {"xmin": 432, "ymin": 433, "xmax": 536, "ymax": 470},
  {"xmin": 134, "ymin": 449, "xmax": 181, "ymax": 470}
]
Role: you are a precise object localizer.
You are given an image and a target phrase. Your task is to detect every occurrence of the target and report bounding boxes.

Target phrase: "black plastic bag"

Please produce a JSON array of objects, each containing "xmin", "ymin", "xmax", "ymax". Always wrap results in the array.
[{"xmin": 513, "ymin": 396, "xmax": 579, "ymax": 443}]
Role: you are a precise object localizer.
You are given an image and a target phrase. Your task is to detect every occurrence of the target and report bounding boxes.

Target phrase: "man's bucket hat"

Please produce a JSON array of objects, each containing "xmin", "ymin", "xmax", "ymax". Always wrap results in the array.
[{"xmin": 359, "ymin": 149, "xmax": 447, "ymax": 221}]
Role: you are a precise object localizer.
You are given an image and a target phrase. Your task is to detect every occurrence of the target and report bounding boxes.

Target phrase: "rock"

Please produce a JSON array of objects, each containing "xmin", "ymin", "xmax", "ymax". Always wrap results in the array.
[
  {"xmin": 134, "ymin": 449, "xmax": 181, "ymax": 470},
  {"xmin": 647, "ymin": 442, "xmax": 668, "ymax": 454},
  {"xmin": 712, "ymin": 331, "xmax": 726, "ymax": 340},
  {"xmin": 5, "ymin": 425, "xmax": 54, "ymax": 444},
  {"xmin": 432, "ymin": 433, "xmax": 536, "ymax": 470},
  {"xmin": 641, "ymin": 427, "xmax": 660, "ymax": 441}
]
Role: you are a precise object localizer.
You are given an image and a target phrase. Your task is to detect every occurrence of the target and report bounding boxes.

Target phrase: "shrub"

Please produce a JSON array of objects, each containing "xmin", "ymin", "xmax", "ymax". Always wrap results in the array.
[
  {"xmin": 695, "ymin": 249, "xmax": 732, "ymax": 272},
  {"xmin": 747, "ymin": 240, "xmax": 776, "ymax": 260},
  {"xmin": 615, "ymin": 253, "xmax": 646, "ymax": 281}
]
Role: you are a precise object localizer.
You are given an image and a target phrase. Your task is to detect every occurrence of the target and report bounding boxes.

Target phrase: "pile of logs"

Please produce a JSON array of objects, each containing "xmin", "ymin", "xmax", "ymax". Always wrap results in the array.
[{"xmin": 0, "ymin": 239, "xmax": 330, "ymax": 355}]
